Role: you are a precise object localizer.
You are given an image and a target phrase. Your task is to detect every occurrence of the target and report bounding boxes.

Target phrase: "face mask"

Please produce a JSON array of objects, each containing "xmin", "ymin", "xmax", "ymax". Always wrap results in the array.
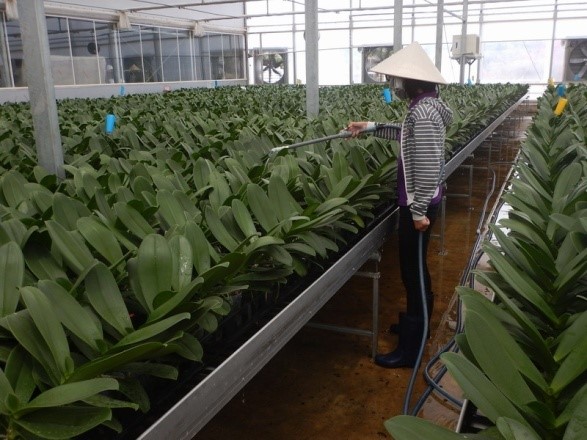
[{"xmin": 390, "ymin": 77, "xmax": 407, "ymax": 100}]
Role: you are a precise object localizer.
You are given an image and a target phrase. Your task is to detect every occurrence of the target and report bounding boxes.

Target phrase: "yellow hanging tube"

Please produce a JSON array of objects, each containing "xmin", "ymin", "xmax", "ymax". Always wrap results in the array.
[{"xmin": 554, "ymin": 97, "xmax": 568, "ymax": 116}]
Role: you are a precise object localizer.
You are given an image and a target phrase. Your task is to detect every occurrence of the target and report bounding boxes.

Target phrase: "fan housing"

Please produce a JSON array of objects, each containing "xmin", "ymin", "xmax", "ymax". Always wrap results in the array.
[
  {"xmin": 360, "ymin": 46, "xmax": 394, "ymax": 83},
  {"xmin": 564, "ymin": 38, "xmax": 587, "ymax": 82}
]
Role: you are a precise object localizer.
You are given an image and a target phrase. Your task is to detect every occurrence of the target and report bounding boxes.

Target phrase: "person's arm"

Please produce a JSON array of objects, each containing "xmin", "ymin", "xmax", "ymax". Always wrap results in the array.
[
  {"xmin": 346, "ymin": 121, "xmax": 401, "ymax": 140},
  {"xmin": 410, "ymin": 117, "xmax": 444, "ymax": 224}
]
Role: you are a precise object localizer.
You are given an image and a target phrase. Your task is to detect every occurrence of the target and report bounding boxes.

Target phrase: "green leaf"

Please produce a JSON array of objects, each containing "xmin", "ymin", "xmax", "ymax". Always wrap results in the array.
[
  {"xmin": 556, "ymin": 383, "xmax": 587, "ymax": 434},
  {"xmin": 23, "ymin": 243, "xmax": 68, "ymax": 281},
  {"xmin": 114, "ymin": 313, "xmax": 190, "ymax": 347},
  {"xmin": 552, "ymin": 162, "xmax": 582, "ymax": 213},
  {"xmin": 1, "ymin": 170, "xmax": 29, "ymax": 209},
  {"xmin": 464, "ymin": 307, "xmax": 538, "ymax": 403},
  {"xmin": 118, "ymin": 377, "xmax": 150, "ymax": 413},
  {"xmin": 38, "ymin": 280, "xmax": 104, "ymax": 354},
  {"xmin": 5, "ymin": 346, "xmax": 35, "ymax": 407},
  {"xmin": 283, "ymin": 242, "xmax": 317, "ymax": 257},
  {"xmin": 474, "ymin": 271, "xmax": 553, "ymax": 370},
  {"xmin": 118, "ymin": 362, "xmax": 178, "ymax": 380},
  {"xmin": 147, "ymin": 276, "xmax": 204, "ymax": 323},
  {"xmin": 0, "ymin": 241, "xmax": 24, "ymax": 317},
  {"xmin": 137, "ymin": 234, "xmax": 173, "ymax": 312},
  {"xmin": 52, "ymin": 193, "xmax": 91, "ymax": 230},
  {"xmin": 314, "ymin": 197, "xmax": 349, "ymax": 215},
  {"xmin": 66, "ymin": 343, "xmax": 167, "ymax": 383},
  {"xmin": 182, "ymin": 221, "xmax": 212, "ymax": 275},
  {"xmin": 127, "ymin": 257, "xmax": 148, "ymax": 313},
  {"xmin": 482, "ymin": 243, "xmax": 558, "ymax": 325},
  {"xmin": 499, "ymin": 214, "xmax": 550, "ymax": 253},
  {"xmin": 496, "ymin": 417, "xmax": 541, "ymax": 440},
  {"xmin": 84, "ymin": 263, "xmax": 133, "ymax": 337},
  {"xmin": 94, "ymin": 189, "xmax": 116, "ymax": 224},
  {"xmin": 18, "ymin": 378, "xmax": 118, "ymax": 414},
  {"xmin": 458, "ymin": 289, "xmax": 548, "ymax": 390},
  {"xmin": 232, "ymin": 198, "xmax": 258, "ymax": 238},
  {"xmin": 441, "ymin": 352, "xmax": 529, "ymax": 427},
  {"xmin": 0, "ymin": 368, "xmax": 14, "ymax": 412},
  {"xmin": 21, "ymin": 287, "xmax": 73, "ymax": 382},
  {"xmin": 77, "ymin": 216, "xmax": 124, "ymax": 267},
  {"xmin": 169, "ymin": 235, "xmax": 193, "ymax": 292},
  {"xmin": 114, "ymin": 202, "xmax": 156, "ymax": 240},
  {"xmin": 247, "ymin": 183, "xmax": 279, "ymax": 233},
  {"xmin": 268, "ymin": 175, "xmax": 302, "ymax": 221},
  {"xmin": 208, "ymin": 170, "xmax": 232, "ymax": 210},
  {"xmin": 0, "ymin": 219, "xmax": 31, "ymax": 248},
  {"xmin": 551, "ymin": 334, "xmax": 587, "ymax": 394},
  {"xmin": 83, "ymin": 393, "xmax": 139, "ymax": 410},
  {"xmin": 1, "ymin": 311, "xmax": 62, "ymax": 385},
  {"xmin": 15, "ymin": 406, "xmax": 112, "ymax": 439},
  {"xmin": 166, "ymin": 332, "xmax": 203, "ymax": 362},
  {"xmin": 553, "ymin": 248, "xmax": 587, "ymax": 294},
  {"xmin": 556, "ymin": 312, "xmax": 587, "ymax": 362},
  {"xmin": 205, "ymin": 206, "xmax": 239, "ymax": 252},
  {"xmin": 46, "ymin": 220, "xmax": 95, "ymax": 275},
  {"xmin": 563, "ymin": 394, "xmax": 587, "ymax": 440},
  {"xmin": 156, "ymin": 189, "xmax": 187, "ymax": 229},
  {"xmin": 385, "ymin": 415, "xmax": 468, "ymax": 440}
]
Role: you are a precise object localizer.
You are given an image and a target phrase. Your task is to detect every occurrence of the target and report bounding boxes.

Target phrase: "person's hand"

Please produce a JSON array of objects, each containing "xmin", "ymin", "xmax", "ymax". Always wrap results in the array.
[
  {"xmin": 414, "ymin": 217, "xmax": 430, "ymax": 232},
  {"xmin": 346, "ymin": 121, "xmax": 368, "ymax": 138}
]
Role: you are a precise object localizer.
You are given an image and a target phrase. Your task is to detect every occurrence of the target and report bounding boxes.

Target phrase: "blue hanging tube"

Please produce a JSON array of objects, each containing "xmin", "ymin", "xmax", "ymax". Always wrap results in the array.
[
  {"xmin": 382, "ymin": 87, "xmax": 392, "ymax": 103},
  {"xmin": 105, "ymin": 114, "xmax": 116, "ymax": 134}
]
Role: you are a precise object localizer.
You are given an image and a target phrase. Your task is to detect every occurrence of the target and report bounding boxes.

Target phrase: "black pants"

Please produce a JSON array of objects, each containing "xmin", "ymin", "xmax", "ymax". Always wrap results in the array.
[{"xmin": 398, "ymin": 204, "xmax": 439, "ymax": 317}]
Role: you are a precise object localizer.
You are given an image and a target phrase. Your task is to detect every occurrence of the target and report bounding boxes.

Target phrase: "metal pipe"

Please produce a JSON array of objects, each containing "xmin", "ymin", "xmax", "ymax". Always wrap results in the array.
[
  {"xmin": 269, "ymin": 131, "xmax": 352, "ymax": 156},
  {"xmin": 548, "ymin": 0, "xmax": 559, "ymax": 81},
  {"xmin": 459, "ymin": 0, "xmax": 469, "ymax": 84},
  {"xmin": 435, "ymin": 0, "xmax": 444, "ymax": 71},
  {"xmin": 394, "ymin": 0, "xmax": 402, "ymax": 52},
  {"xmin": 305, "ymin": 0, "xmax": 319, "ymax": 117}
]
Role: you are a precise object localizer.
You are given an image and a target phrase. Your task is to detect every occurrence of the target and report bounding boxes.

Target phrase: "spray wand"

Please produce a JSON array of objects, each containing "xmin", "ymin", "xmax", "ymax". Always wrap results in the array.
[{"xmin": 268, "ymin": 130, "xmax": 354, "ymax": 157}]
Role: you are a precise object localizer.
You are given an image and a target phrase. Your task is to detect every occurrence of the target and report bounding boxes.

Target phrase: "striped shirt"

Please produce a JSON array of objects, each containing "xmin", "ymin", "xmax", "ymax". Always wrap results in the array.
[{"xmin": 372, "ymin": 93, "xmax": 453, "ymax": 220}]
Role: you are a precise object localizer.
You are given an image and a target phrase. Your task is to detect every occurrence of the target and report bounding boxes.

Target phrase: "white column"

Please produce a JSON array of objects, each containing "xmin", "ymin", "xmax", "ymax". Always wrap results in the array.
[
  {"xmin": 17, "ymin": 0, "xmax": 64, "ymax": 178},
  {"xmin": 435, "ymin": 0, "xmax": 444, "ymax": 71},
  {"xmin": 394, "ymin": 0, "xmax": 403, "ymax": 52},
  {"xmin": 459, "ymin": 0, "xmax": 469, "ymax": 84},
  {"xmin": 305, "ymin": 0, "xmax": 319, "ymax": 117}
]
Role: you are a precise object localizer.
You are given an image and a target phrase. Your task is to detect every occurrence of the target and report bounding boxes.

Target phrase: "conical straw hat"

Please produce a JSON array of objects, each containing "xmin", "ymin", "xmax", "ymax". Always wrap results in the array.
[{"xmin": 370, "ymin": 42, "xmax": 447, "ymax": 84}]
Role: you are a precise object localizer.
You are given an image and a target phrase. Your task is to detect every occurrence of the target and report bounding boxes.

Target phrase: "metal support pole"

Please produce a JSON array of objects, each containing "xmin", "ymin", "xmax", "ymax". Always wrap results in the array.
[
  {"xmin": 0, "ymin": 19, "xmax": 13, "ymax": 87},
  {"xmin": 439, "ymin": 195, "xmax": 447, "ymax": 255},
  {"xmin": 305, "ymin": 0, "xmax": 319, "ymax": 117},
  {"xmin": 17, "ymin": 0, "xmax": 64, "ymax": 178},
  {"xmin": 349, "ymin": 13, "xmax": 353, "ymax": 84},
  {"xmin": 292, "ymin": 0, "xmax": 297, "ymax": 84},
  {"xmin": 548, "ymin": 0, "xmax": 559, "ymax": 81},
  {"xmin": 435, "ymin": 0, "xmax": 444, "ymax": 71},
  {"xmin": 459, "ymin": 0, "xmax": 469, "ymax": 84},
  {"xmin": 476, "ymin": 2, "xmax": 484, "ymax": 83},
  {"xmin": 394, "ymin": 0, "xmax": 402, "ymax": 51}
]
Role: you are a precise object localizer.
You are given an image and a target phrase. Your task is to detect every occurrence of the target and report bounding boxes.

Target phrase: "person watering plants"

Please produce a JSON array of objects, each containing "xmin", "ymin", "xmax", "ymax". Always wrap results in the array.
[{"xmin": 346, "ymin": 42, "xmax": 453, "ymax": 369}]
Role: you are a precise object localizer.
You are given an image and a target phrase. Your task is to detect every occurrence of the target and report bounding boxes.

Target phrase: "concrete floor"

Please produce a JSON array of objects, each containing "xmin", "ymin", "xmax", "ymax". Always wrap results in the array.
[{"xmin": 195, "ymin": 104, "xmax": 534, "ymax": 440}]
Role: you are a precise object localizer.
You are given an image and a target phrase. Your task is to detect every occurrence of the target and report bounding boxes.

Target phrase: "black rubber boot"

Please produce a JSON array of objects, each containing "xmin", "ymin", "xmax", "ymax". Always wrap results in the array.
[
  {"xmin": 388, "ymin": 293, "xmax": 434, "ymax": 335},
  {"xmin": 375, "ymin": 314, "xmax": 425, "ymax": 369},
  {"xmin": 387, "ymin": 312, "xmax": 405, "ymax": 335}
]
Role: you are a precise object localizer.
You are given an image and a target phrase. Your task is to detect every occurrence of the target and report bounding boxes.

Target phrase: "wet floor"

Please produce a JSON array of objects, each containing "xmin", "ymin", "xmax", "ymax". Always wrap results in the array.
[{"xmin": 194, "ymin": 103, "xmax": 536, "ymax": 440}]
